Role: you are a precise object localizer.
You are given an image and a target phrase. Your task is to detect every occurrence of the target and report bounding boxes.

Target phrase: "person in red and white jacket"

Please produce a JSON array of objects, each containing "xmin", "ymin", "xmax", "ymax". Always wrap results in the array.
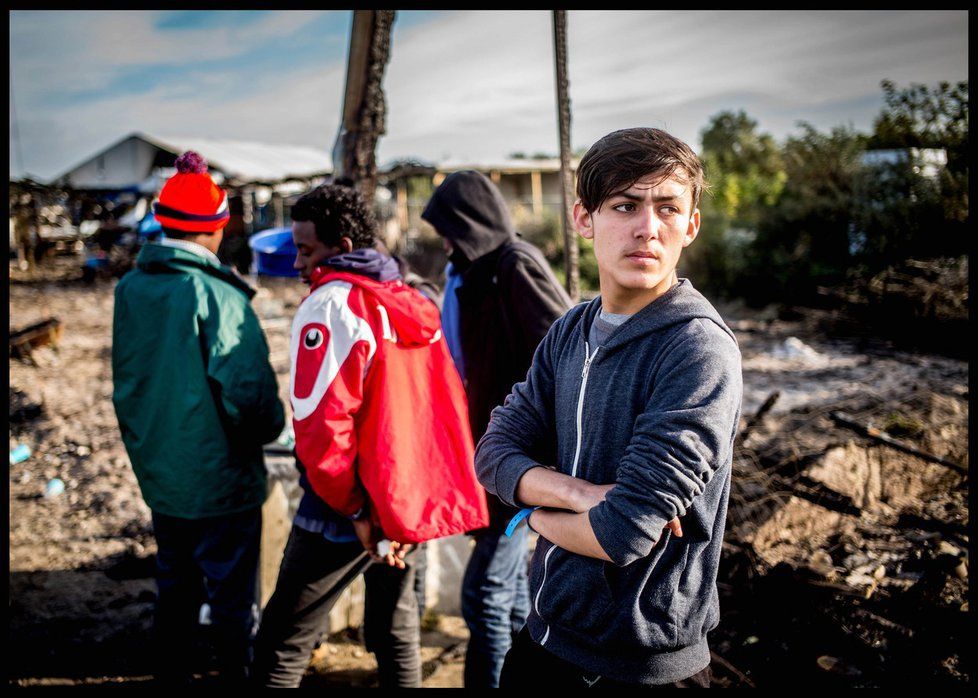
[{"xmin": 253, "ymin": 184, "xmax": 487, "ymax": 688}]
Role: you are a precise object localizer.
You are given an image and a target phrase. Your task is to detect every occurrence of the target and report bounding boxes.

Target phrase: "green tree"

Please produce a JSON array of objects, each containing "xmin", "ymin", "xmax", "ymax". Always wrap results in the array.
[
  {"xmin": 682, "ymin": 111, "xmax": 785, "ymax": 299},
  {"xmin": 699, "ymin": 110, "xmax": 786, "ymax": 226},
  {"xmin": 856, "ymin": 80, "xmax": 968, "ymax": 263},
  {"xmin": 870, "ymin": 80, "xmax": 968, "ymax": 157},
  {"xmin": 744, "ymin": 123, "xmax": 868, "ymax": 306}
]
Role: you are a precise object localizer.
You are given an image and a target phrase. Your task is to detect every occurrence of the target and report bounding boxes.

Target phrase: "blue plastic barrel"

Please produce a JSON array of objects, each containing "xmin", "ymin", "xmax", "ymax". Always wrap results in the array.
[{"xmin": 249, "ymin": 227, "xmax": 299, "ymax": 277}]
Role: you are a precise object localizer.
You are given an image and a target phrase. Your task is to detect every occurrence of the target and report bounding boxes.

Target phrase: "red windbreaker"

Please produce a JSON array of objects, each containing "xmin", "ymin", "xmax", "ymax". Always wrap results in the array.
[{"xmin": 290, "ymin": 268, "xmax": 489, "ymax": 544}]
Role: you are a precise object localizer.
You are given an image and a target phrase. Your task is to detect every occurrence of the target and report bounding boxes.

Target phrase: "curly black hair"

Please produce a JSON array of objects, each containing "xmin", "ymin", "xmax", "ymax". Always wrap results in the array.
[{"xmin": 290, "ymin": 183, "xmax": 376, "ymax": 250}]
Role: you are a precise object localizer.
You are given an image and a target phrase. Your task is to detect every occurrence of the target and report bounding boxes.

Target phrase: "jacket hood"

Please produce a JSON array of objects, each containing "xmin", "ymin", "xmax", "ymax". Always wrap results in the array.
[
  {"xmin": 308, "ymin": 266, "xmax": 441, "ymax": 348},
  {"xmin": 583, "ymin": 279, "xmax": 737, "ymax": 352},
  {"xmin": 135, "ymin": 242, "xmax": 255, "ymax": 298},
  {"xmin": 420, "ymin": 170, "xmax": 515, "ymax": 262},
  {"xmin": 316, "ymin": 247, "xmax": 401, "ymax": 282}
]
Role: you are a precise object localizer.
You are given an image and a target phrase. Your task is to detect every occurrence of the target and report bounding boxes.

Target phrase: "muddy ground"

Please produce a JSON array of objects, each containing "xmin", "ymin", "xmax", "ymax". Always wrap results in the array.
[{"xmin": 7, "ymin": 256, "xmax": 970, "ymax": 687}]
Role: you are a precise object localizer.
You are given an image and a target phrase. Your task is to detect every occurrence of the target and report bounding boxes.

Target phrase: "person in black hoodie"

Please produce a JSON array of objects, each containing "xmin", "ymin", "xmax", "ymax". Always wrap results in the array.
[{"xmin": 421, "ymin": 170, "xmax": 572, "ymax": 688}]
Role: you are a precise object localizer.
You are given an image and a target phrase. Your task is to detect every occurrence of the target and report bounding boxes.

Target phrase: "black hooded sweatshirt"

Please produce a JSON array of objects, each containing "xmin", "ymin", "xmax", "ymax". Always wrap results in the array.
[{"xmin": 422, "ymin": 170, "xmax": 572, "ymax": 529}]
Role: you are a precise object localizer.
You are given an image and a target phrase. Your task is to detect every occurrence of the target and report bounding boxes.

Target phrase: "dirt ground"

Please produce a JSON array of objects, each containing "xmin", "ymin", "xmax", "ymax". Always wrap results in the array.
[{"xmin": 7, "ymin": 255, "xmax": 970, "ymax": 687}]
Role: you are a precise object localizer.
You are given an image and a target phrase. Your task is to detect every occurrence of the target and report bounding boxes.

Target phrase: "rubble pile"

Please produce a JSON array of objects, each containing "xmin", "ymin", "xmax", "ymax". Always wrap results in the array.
[
  {"xmin": 713, "ymin": 312, "xmax": 969, "ymax": 687},
  {"xmin": 816, "ymin": 256, "xmax": 968, "ymax": 357}
]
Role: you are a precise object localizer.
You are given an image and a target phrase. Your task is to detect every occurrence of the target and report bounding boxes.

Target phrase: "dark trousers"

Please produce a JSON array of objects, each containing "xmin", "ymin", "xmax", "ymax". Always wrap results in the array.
[
  {"xmin": 501, "ymin": 627, "xmax": 712, "ymax": 688},
  {"xmin": 252, "ymin": 525, "xmax": 423, "ymax": 688},
  {"xmin": 151, "ymin": 507, "xmax": 262, "ymax": 685},
  {"xmin": 461, "ymin": 525, "xmax": 530, "ymax": 688}
]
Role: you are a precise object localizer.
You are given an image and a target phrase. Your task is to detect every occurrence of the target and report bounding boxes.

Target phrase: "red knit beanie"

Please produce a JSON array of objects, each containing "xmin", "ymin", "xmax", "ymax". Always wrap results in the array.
[{"xmin": 153, "ymin": 151, "xmax": 230, "ymax": 234}]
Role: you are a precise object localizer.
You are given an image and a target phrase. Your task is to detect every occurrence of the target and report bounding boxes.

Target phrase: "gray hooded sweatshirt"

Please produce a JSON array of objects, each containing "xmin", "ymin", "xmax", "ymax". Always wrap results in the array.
[{"xmin": 475, "ymin": 279, "xmax": 742, "ymax": 684}]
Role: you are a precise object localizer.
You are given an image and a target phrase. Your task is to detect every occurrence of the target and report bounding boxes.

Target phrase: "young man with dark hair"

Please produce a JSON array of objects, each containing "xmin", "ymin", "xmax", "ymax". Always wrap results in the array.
[
  {"xmin": 112, "ymin": 151, "xmax": 285, "ymax": 685},
  {"xmin": 252, "ymin": 183, "xmax": 487, "ymax": 688},
  {"xmin": 477, "ymin": 128, "xmax": 743, "ymax": 687}
]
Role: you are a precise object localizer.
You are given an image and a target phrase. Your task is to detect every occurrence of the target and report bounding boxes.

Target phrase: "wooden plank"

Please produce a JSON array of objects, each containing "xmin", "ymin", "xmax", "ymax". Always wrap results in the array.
[
  {"xmin": 10, "ymin": 317, "xmax": 62, "ymax": 358},
  {"xmin": 829, "ymin": 411, "xmax": 967, "ymax": 474}
]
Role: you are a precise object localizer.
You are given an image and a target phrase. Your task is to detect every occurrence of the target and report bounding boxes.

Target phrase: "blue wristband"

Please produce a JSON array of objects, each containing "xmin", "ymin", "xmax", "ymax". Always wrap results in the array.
[{"xmin": 505, "ymin": 507, "xmax": 540, "ymax": 537}]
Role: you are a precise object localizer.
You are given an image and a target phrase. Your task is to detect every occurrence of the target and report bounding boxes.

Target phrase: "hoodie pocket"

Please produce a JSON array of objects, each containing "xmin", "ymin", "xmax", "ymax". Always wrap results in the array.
[
  {"xmin": 632, "ymin": 535, "xmax": 702, "ymax": 649},
  {"xmin": 536, "ymin": 547, "xmax": 615, "ymax": 631}
]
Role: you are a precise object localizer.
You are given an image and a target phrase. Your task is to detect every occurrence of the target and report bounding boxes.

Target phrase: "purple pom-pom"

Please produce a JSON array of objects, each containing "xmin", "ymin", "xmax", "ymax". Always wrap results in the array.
[{"xmin": 175, "ymin": 151, "xmax": 208, "ymax": 174}]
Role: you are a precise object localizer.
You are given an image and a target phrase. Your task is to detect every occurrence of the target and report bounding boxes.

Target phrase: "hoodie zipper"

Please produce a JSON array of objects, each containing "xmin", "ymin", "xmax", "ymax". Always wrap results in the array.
[
  {"xmin": 536, "ymin": 340, "xmax": 599, "ymax": 645},
  {"xmin": 571, "ymin": 342, "xmax": 599, "ymax": 478}
]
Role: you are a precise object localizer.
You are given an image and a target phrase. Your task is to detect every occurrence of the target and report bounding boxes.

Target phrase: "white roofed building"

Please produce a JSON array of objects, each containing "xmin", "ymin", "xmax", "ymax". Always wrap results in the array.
[
  {"xmin": 49, "ymin": 133, "xmax": 334, "ymax": 271},
  {"xmin": 52, "ymin": 132, "xmax": 332, "ymax": 192}
]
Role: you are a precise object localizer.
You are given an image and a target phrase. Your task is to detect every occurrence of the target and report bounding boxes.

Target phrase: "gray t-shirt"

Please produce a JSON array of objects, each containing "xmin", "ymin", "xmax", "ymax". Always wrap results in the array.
[{"xmin": 588, "ymin": 307, "xmax": 632, "ymax": 348}]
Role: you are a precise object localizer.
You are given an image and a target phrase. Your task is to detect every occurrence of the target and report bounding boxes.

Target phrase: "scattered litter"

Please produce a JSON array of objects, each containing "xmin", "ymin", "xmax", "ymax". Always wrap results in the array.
[
  {"xmin": 264, "ymin": 426, "xmax": 297, "ymax": 460},
  {"xmin": 10, "ymin": 444, "xmax": 32, "ymax": 465},
  {"xmin": 276, "ymin": 427, "xmax": 296, "ymax": 450},
  {"xmin": 43, "ymin": 478, "xmax": 65, "ymax": 498},
  {"xmin": 808, "ymin": 550, "xmax": 837, "ymax": 580},
  {"xmin": 939, "ymin": 541, "xmax": 963, "ymax": 557},
  {"xmin": 250, "ymin": 603, "xmax": 260, "ymax": 638},
  {"xmin": 817, "ymin": 655, "xmax": 862, "ymax": 677},
  {"xmin": 769, "ymin": 337, "xmax": 829, "ymax": 366}
]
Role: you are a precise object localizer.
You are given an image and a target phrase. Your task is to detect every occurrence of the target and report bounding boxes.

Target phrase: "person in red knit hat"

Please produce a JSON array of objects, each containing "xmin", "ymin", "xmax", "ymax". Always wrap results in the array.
[
  {"xmin": 113, "ymin": 151, "xmax": 285, "ymax": 685},
  {"xmin": 154, "ymin": 150, "xmax": 230, "ymax": 239}
]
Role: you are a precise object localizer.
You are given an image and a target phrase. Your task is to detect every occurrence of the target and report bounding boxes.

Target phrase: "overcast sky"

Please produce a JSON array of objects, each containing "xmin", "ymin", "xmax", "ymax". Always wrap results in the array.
[{"xmin": 8, "ymin": 10, "xmax": 969, "ymax": 182}]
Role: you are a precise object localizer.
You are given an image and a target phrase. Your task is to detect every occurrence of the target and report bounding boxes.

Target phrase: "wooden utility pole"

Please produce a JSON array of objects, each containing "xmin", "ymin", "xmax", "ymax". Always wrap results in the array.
[
  {"xmin": 332, "ymin": 10, "xmax": 396, "ymax": 205},
  {"xmin": 553, "ymin": 10, "xmax": 579, "ymax": 302}
]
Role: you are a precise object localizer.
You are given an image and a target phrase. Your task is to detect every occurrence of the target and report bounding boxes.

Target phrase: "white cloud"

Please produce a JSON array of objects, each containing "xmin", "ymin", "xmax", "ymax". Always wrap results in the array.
[
  {"xmin": 380, "ymin": 10, "xmax": 967, "ymax": 161},
  {"xmin": 10, "ymin": 11, "xmax": 337, "ymax": 100},
  {"xmin": 9, "ymin": 10, "xmax": 969, "ymax": 180},
  {"xmin": 17, "ymin": 58, "xmax": 346, "ymax": 180},
  {"xmin": 379, "ymin": 11, "xmax": 559, "ymax": 162},
  {"xmin": 566, "ymin": 10, "xmax": 967, "ymax": 148}
]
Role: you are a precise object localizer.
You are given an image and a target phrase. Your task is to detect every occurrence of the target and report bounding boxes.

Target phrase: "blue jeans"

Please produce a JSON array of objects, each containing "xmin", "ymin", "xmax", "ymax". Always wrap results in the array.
[{"xmin": 461, "ymin": 526, "xmax": 530, "ymax": 688}]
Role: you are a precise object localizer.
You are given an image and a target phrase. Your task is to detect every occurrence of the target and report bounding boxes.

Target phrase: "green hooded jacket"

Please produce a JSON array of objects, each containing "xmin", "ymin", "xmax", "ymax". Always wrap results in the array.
[{"xmin": 112, "ymin": 243, "xmax": 285, "ymax": 518}]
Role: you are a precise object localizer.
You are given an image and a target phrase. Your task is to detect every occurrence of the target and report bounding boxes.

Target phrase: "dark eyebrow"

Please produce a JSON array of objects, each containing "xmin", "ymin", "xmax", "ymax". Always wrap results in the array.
[
  {"xmin": 609, "ymin": 190, "xmax": 683, "ymax": 204},
  {"xmin": 609, "ymin": 191, "xmax": 643, "ymax": 202}
]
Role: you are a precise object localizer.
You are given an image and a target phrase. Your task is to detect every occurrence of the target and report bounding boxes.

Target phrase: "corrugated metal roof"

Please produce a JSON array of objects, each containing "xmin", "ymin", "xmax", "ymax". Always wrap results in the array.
[
  {"xmin": 145, "ymin": 133, "xmax": 332, "ymax": 183},
  {"xmin": 55, "ymin": 130, "xmax": 581, "ymax": 190},
  {"xmin": 436, "ymin": 157, "xmax": 577, "ymax": 173},
  {"xmin": 381, "ymin": 156, "xmax": 578, "ymax": 174}
]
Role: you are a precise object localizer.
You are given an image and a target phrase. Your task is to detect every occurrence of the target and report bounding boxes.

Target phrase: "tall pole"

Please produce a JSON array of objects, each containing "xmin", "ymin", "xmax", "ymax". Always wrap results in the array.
[
  {"xmin": 10, "ymin": 64, "xmax": 25, "ymax": 177},
  {"xmin": 332, "ymin": 10, "xmax": 396, "ymax": 205},
  {"xmin": 553, "ymin": 10, "xmax": 579, "ymax": 302}
]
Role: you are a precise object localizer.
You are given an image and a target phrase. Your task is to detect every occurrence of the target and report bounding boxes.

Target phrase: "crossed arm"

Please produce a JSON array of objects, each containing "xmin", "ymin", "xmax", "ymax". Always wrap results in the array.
[{"xmin": 515, "ymin": 466, "xmax": 682, "ymax": 562}]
